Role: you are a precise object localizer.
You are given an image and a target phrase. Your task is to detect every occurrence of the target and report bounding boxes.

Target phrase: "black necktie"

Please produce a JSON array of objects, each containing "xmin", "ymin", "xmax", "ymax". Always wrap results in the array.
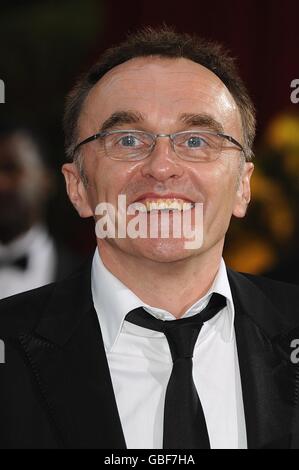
[
  {"xmin": 0, "ymin": 255, "xmax": 29, "ymax": 271},
  {"xmin": 126, "ymin": 293, "xmax": 227, "ymax": 449}
]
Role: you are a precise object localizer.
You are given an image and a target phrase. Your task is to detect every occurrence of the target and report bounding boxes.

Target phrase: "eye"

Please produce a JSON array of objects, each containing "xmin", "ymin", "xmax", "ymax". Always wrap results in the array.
[
  {"xmin": 117, "ymin": 134, "xmax": 142, "ymax": 148},
  {"xmin": 185, "ymin": 135, "xmax": 206, "ymax": 148}
]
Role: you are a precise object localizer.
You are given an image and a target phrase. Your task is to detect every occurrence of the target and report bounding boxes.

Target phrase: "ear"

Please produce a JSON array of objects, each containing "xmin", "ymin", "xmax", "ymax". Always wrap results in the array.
[
  {"xmin": 61, "ymin": 163, "xmax": 93, "ymax": 218},
  {"xmin": 232, "ymin": 162, "xmax": 254, "ymax": 218}
]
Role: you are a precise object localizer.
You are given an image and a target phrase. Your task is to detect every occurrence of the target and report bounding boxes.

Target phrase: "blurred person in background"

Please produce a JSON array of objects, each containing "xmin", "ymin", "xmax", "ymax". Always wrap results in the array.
[{"xmin": 0, "ymin": 123, "xmax": 81, "ymax": 299}]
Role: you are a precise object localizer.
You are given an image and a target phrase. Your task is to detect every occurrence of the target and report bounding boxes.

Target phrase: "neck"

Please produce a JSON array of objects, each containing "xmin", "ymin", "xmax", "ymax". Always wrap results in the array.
[{"xmin": 97, "ymin": 240, "xmax": 224, "ymax": 318}]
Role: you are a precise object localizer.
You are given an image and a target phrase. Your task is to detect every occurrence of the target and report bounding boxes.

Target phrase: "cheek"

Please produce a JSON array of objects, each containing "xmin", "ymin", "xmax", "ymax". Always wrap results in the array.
[
  {"xmin": 200, "ymin": 165, "xmax": 239, "ymax": 216},
  {"xmin": 191, "ymin": 159, "xmax": 235, "ymax": 195},
  {"xmin": 87, "ymin": 156, "xmax": 140, "ymax": 205}
]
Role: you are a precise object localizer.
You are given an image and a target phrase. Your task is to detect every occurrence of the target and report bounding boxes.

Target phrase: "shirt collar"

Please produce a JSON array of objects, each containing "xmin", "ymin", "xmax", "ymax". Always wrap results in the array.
[{"xmin": 91, "ymin": 248, "xmax": 235, "ymax": 352}]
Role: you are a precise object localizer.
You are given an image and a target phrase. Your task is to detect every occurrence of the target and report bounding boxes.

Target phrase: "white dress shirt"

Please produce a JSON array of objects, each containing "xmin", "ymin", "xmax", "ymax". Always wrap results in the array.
[
  {"xmin": 0, "ymin": 224, "xmax": 56, "ymax": 299},
  {"xmin": 91, "ymin": 249, "xmax": 247, "ymax": 449}
]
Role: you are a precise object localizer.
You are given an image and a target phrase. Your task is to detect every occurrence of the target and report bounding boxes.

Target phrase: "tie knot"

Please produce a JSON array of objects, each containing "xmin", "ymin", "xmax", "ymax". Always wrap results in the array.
[
  {"xmin": 126, "ymin": 293, "xmax": 227, "ymax": 362},
  {"xmin": 162, "ymin": 320, "xmax": 203, "ymax": 362}
]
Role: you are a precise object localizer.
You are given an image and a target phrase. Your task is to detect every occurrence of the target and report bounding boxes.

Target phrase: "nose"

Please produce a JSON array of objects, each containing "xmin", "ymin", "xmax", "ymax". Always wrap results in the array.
[{"xmin": 140, "ymin": 136, "xmax": 184, "ymax": 182}]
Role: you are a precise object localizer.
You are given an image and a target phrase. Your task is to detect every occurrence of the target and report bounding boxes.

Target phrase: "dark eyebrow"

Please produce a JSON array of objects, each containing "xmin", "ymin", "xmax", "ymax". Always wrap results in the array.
[
  {"xmin": 178, "ymin": 113, "xmax": 224, "ymax": 133},
  {"xmin": 100, "ymin": 111, "xmax": 145, "ymax": 132},
  {"xmin": 99, "ymin": 111, "xmax": 224, "ymax": 134}
]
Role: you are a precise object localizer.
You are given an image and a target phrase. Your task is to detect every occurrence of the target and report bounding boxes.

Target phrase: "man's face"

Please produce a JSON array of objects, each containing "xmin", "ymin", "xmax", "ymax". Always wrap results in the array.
[
  {"xmin": 63, "ymin": 57, "xmax": 253, "ymax": 263},
  {"xmin": 0, "ymin": 133, "xmax": 48, "ymax": 242}
]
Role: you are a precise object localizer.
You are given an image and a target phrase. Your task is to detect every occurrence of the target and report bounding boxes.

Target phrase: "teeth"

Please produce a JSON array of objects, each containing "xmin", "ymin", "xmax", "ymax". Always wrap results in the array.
[{"xmin": 143, "ymin": 199, "xmax": 194, "ymax": 212}]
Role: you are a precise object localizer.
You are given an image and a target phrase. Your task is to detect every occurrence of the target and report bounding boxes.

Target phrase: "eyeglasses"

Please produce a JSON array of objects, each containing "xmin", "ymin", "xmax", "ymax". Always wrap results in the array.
[{"xmin": 73, "ymin": 129, "xmax": 244, "ymax": 162}]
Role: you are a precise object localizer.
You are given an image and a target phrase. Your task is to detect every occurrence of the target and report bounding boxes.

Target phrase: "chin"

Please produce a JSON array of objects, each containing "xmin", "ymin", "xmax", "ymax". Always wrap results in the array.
[{"xmin": 127, "ymin": 238, "xmax": 200, "ymax": 263}]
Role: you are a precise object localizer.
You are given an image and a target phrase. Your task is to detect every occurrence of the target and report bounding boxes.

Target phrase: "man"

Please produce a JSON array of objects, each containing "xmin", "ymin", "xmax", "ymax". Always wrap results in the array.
[
  {"xmin": 0, "ymin": 27, "xmax": 299, "ymax": 449},
  {"xmin": 0, "ymin": 124, "xmax": 82, "ymax": 299}
]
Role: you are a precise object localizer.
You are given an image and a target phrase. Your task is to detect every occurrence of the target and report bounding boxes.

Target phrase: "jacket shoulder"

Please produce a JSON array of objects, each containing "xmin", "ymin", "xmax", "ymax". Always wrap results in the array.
[
  {"xmin": 239, "ymin": 272, "xmax": 299, "ymax": 323},
  {"xmin": 241, "ymin": 271, "xmax": 299, "ymax": 295},
  {"xmin": 0, "ymin": 257, "xmax": 92, "ymax": 340}
]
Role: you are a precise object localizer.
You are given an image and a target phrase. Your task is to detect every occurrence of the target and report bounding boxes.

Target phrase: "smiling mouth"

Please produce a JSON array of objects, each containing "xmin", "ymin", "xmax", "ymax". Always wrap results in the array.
[{"xmin": 132, "ymin": 198, "xmax": 196, "ymax": 213}]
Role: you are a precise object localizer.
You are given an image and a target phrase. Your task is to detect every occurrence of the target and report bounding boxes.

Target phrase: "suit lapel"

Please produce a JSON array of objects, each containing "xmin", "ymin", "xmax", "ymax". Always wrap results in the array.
[
  {"xmin": 19, "ymin": 260, "xmax": 126, "ymax": 449},
  {"xmin": 228, "ymin": 269, "xmax": 298, "ymax": 449}
]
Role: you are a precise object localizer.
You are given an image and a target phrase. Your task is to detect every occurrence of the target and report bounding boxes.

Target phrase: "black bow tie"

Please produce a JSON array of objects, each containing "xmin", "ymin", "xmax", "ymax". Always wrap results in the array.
[{"xmin": 0, "ymin": 254, "xmax": 29, "ymax": 271}]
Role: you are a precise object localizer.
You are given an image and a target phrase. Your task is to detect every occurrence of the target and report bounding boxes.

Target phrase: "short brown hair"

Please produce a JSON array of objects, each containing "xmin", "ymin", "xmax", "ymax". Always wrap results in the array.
[{"xmin": 64, "ymin": 26, "xmax": 256, "ymax": 162}]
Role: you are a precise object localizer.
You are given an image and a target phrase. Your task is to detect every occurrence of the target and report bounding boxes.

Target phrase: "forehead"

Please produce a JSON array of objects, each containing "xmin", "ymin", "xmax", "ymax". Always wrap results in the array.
[{"xmin": 79, "ymin": 57, "xmax": 241, "ymax": 134}]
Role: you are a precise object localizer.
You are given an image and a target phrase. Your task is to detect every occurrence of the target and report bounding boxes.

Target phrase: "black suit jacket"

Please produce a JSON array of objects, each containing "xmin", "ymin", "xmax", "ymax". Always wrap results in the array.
[{"xmin": 0, "ymin": 259, "xmax": 299, "ymax": 449}]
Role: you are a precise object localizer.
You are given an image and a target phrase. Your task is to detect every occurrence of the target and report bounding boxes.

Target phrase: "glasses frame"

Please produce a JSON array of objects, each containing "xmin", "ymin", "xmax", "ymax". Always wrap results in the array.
[{"xmin": 73, "ymin": 128, "xmax": 245, "ymax": 161}]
